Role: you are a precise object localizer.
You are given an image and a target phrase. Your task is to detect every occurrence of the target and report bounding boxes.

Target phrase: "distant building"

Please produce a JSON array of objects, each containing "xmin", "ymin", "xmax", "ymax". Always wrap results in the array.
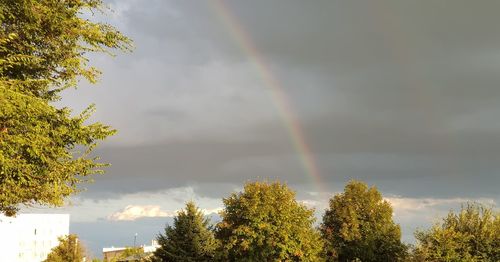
[
  {"xmin": 102, "ymin": 246, "xmax": 127, "ymax": 261},
  {"xmin": 0, "ymin": 214, "xmax": 70, "ymax": 262},
  {"xmin": 103, "ymin": 240, "xmax": 160, "ymax": 262}
]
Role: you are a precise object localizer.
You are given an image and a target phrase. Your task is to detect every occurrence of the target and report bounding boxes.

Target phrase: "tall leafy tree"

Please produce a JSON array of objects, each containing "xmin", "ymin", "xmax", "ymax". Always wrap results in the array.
[
  {"xmin": 152, "ymin": 202, "xmax": 218, "ymax": 262},
  {"xmin": 44, "ymin": 234, "xmax": 86, "ymax": 262},
  {"xmin": 0, "ymin": 0, "xmax": 131, "ymax": 215},
  {"xmin": 321, "ymin": 180, "xmax": 406, "ymax": 261},
  {"xmin": 216, "ymin": 181, "xmax": 323, "ymax": 261},
  {"xmin": 413, "ymin": 203, "xmax": 499, "ymax": 261}
]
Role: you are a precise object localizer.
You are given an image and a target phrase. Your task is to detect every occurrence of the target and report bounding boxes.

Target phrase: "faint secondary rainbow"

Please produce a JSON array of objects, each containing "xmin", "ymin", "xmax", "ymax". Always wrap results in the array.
[{"xmin": 210, "ymin": 0, "xmax": 326, "ymax": 194}]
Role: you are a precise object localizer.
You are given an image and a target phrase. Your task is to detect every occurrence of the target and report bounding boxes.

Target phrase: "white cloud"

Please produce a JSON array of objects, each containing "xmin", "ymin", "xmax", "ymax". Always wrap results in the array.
[
  {"xmin": 108, "ymin": 205, "xmax": 175, "ymax": 221},
  {"xmin": 107, "ymin": 205, "xmax": 223, "ymax": 221},
  {"xmin": 200, "ymin": 207, "xmax": 223, "ymax": 215}
]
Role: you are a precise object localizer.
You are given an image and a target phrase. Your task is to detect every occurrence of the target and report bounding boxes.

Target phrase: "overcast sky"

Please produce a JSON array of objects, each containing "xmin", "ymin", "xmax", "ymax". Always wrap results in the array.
[{"xmin": 29, "ymin": 0, "xmax": 500, "ymax": 257}]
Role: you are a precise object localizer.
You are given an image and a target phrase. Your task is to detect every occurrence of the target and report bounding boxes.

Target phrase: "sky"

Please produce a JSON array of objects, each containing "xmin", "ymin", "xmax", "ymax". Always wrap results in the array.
[{"xmin": 24, "ymin": 0, "xmax": 500, "ymax": 257}]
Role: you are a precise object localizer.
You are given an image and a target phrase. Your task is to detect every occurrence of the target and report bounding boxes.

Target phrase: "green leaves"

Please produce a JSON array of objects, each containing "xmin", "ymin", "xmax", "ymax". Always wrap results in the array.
[
  {"xmin": 44, "ymin": 234, "xmax": 87, "ymax": 262},
  {"xmin": 414, "ymin": 203, "xmax": 500, "ymax": 261},
  {"xmin": 0, "ymin": 86, "xmax": 116, "ymax": 213},
  {"xmin": 321, "ymin": 180, "xmax": 406, "ymax": 262},
  {"xmin": 1, "ymin": 0, "xmax": 132, "ymax": 95},
  {"xmin": 0, "ymin": 0, "xmax": 129, "ymax": 215},
  {"xmin": 149, "ymin": 181, "xmax": 495, "ymax": 261},
  {"xmin": 153, "ymin": 202, "xmax": 218, "ymax": 262},
  {"xmin": 216, "ymin": 181, "xmax": 324, "ymax": 262}
]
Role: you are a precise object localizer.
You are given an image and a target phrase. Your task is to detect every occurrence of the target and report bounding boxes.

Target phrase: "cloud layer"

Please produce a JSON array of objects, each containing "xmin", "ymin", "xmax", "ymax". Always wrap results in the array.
[
  {"xmin": 108, "ymin": 205, "xmax": 174, "ymax": 221},
  {"xmin": 55, "ymin": 0, "xmax": 500, "ymax": 202}
]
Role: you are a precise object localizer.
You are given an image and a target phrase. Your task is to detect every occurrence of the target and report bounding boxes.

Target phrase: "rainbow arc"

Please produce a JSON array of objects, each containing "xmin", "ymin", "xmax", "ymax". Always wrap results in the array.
[{"xmin": 210, "ymin": 0, "xmax": 326, "ymax": 194}]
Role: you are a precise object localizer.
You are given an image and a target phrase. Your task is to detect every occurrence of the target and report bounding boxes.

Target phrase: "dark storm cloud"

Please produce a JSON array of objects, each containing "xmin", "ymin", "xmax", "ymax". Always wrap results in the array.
[
  {"xmin": 85, "ymin": 140, "xmax": 300, "ymax": 197},
  {"xmin": 65, "ymin": 0, "xmax": 500, "ymax": 201},
  {"xmin": 85, "ymin": 111, "xmax": 500, "ymax": 199}
]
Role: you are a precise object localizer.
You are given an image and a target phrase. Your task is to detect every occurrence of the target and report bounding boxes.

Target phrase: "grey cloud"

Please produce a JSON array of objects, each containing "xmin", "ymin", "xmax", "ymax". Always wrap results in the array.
[
  {"xmin": 223, "ymin": 1, "xmax": 500, "ymax": 67},
  {"xmin": 63, "ymin": 0, "xmax": 500, "ymax": 202},
  {"xmin": 85, "ymin": 140, "xmax": 297, "ymax": 197},
  {"xmin": 53, "ymin": 0, "xmax": 500, "ymax": 254},
  {"xmin": 83, "ymin": 120, "xmax": 500, "ymax": 200}
]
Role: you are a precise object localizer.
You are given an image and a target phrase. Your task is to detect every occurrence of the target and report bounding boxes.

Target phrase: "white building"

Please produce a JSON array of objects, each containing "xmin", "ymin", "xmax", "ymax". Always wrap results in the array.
[
  {"xmin": 103, "ymin": 240, "xmax": 160, "ymax": 261},
  {"xmin": 0, "ymin": 214, "xmax": 69, "ymax": 262}
]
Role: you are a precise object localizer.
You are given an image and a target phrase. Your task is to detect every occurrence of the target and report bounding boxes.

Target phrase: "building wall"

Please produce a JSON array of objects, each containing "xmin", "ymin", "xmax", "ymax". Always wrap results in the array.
[
  {"xmin": 102, "ymin": 247, "xmax": 126, "ymax": 261},
  {"xmin": 103, "ymin": 242, "xmax": 160, "ymax": 261},
  {"xmin": 0, "ymin": 214, "xmax": 70, "ymax": 262}
]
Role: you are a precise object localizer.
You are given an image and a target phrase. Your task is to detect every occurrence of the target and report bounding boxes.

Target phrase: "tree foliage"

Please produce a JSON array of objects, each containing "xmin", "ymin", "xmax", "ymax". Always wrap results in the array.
[
  {"xmin": 321, "ymin": 180, "xmax": 406, "ymax": 261},
  {"xmin": 216, "ymin": 181, "xmax": 323, "ymax": 261},
  {"xmin": 152, "ymin": 201, "xmax": 218, "ymax": 262},
  {"xmin": 44, "ymin": 234, "xmax": 86, "ymax": 262},
  {"xmin": 0, "ymin": 0, "xmax": 131, "ymax": 215},
  {"xmin": 413, "ymin": 203, "xmax": 500, "ymax": 261}
]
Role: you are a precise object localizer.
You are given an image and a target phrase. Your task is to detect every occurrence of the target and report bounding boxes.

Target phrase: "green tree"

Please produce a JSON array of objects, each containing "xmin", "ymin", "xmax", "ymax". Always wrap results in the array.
[
  {"xmin": 216, "ymin": 181, "xmax": 323, "ymax": 262},
  {"xmin": 413, "ymin": 203, "xmax": 500, "ymax": 261},
  {"xmin": 0, "ymin": 0, "xmax": 131, "ymax": 215},
  {"xmin": 321, "ymin": 180, "xmax": 406, "ymax": 261},
  {"xmin": 152, "ymin": 201, "xmax": 218, "ymax": 262},
  {"xmin": 44, "ymin": 234, "xmax": 86, "ymax": 262}
]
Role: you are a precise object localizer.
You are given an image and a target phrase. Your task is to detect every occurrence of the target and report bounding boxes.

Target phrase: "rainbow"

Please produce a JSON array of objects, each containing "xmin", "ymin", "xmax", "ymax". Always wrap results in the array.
[{"xmin": 210, "ymin": 0, "xmax": 326, "ymax": 194}]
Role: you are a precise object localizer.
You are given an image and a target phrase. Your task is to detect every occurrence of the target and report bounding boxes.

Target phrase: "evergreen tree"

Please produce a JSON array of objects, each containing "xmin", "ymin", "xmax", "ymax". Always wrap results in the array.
[
  {"xmin": 414, "ymin": 203, "xmax": 500, "ymax": 261},
  {"xmin": 44, "ymin": 234, "xmax": 86, "ymax": 262},
  {"xmin": 152, "ymin": 202, "xmax": 217, "ymax": 262},
  {"xmin": 216, "ymin": 181, "xmax": 323, "ymax": 261},
  {"xmin": 321, "ymin": 180, "xmax": 406, "ymax": 261},
  {"xmin": 0, "ymin": 0, "xmax": 131, "ymax": 215}
]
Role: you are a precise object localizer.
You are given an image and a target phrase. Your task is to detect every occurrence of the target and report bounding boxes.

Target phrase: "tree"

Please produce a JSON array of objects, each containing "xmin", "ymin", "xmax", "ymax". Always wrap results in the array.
[
  {"xmin": 216, "ymin": 181, "xmax": 323, "ymax": 261},
  {"xmin": 321, "ymin": 180, "xmax": 406, "ymax": 261},
  {"xmin": 44, "ymin": 234, "xmax": 87, "ymax": 262},
  {"xmin": 152, "ymin": 201, "xmax": 218, "ymax": 262},
  {"xmin": 413, "ymin": 203, "xmax": 500, "ymax": 261},
  {"xmin": 0, "ymin": 0, "xmax": 131, "ymax": 215}
]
